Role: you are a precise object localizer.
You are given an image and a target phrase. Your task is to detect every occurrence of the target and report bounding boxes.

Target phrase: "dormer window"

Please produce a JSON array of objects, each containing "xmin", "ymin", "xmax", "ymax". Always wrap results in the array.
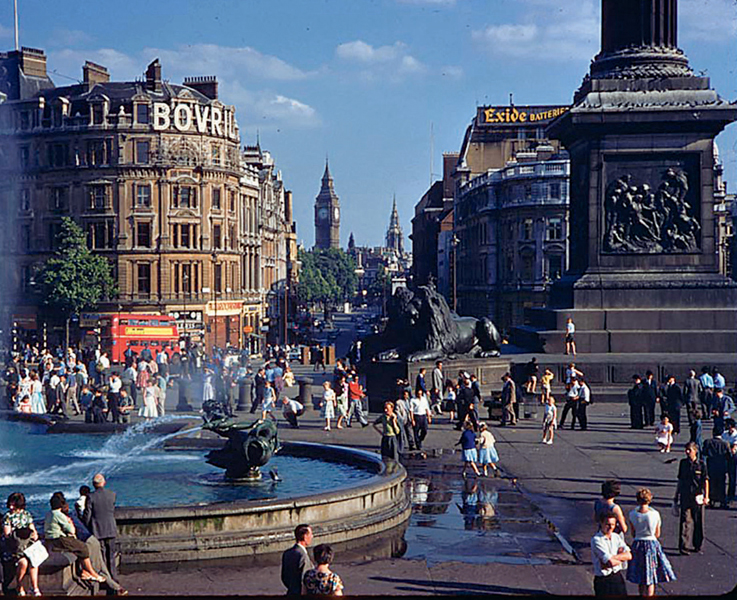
[{"xmin": 136, "ymin": 103, "xmax": 150, "ymax": 125}]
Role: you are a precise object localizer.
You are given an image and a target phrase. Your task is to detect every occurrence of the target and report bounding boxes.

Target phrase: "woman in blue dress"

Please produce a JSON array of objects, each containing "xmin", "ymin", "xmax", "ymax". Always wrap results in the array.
[
  {"xmin": 626, "ymin": 488, "xmax": 676, "ymax": 596},
  {"xmin": 29, "ymin": 372, "xmax": 46, "ymax": 414}
]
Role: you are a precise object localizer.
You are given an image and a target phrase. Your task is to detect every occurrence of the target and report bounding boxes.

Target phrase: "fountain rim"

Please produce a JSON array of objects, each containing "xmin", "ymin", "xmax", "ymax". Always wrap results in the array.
[{"xmin": 116, "ymin": 440, "xmax": 402, "ymax": 519}]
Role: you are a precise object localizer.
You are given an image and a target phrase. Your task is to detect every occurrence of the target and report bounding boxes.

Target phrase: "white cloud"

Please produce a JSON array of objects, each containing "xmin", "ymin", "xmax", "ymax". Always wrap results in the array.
[
  {"xmin": 336, "ymin": 40, "xmax": 407, "ymax": 63},
  {"xmin": 335, "ymin": 39, "xmax": 427, "ymax": 81},
  {"xmin": 46, "ymin": 45, "xmax": 320, "ymax": 130},
  {"xmin": 0, "ymin": 21, "xmax": 13, "ymax": 40},
  {"xmin": 471, "ymin": 0, "xmax": 598, "ymax": 61},
  {"xmin": 440, "ymin": 65, "xmax": 463, "ymax": 79}
]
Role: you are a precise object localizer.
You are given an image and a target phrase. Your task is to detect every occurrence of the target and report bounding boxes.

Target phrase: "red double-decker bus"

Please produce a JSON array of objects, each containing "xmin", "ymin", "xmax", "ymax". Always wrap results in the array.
[{"xmin": 101, "ymin": 314, "xmax": 181, "ymax": 363}]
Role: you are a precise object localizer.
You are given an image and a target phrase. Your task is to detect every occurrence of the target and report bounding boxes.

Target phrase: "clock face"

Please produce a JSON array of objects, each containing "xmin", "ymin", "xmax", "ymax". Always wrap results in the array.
[
  {"xmin": 334, "ymin": 207, "xmax": 340, "ymax": 220},
  {"xmin": 318, "ymin": 207, "xmax": 328, "ymax": 219}
]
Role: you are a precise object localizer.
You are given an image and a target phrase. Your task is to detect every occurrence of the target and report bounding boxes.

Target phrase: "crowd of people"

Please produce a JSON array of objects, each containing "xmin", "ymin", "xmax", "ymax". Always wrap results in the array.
[{"xmin": 1, "ymin": 473, "xmax": 126, "ymax": 596}]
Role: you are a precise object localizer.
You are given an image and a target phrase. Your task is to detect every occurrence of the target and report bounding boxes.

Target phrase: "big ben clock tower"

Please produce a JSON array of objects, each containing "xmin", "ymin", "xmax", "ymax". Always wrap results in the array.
[{"xmin": 314, "ymin": 159, "xmax": 341, "ymax": 249}]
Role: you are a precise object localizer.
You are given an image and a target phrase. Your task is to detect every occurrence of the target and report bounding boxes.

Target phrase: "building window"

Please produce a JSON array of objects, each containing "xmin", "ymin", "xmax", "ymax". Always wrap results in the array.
[
  {"xmin": 88, "ymin": 221, "xmax": 114, "ymax": 250},
  {"xmin": 136, "ymin": 104, "xmax": 149, "ymax": 125},
  {"xmin": 20, "ymin": 189, "xmax": 31, "ymax": 211},
  {"xmin": 20, "ymin": 224, "xmax": 31, "ymax": 251},
  {"xmin": 49, "ymin": 222, "xmax": 62, "ymax": 250},
  {"xmin": 549, "ymin": 182, "xmax": 561, "ymax": 200},
  {"xmin": 229, "ymin": 225, "xmax": 236, "ymax": 250},
  {"xmin": 135, "ymin": 140, "xmax": 150, "ymax": 164},
  {"xmin": 19, "ymin": 111, "xmax": 30, "ymax": 131},
  {"xmin": 136, "ymin": 222, "xmax": 151, "ymax": 248},
  {"xmin": 47, "ymin": 143, "xmax": 69, "ymax": 167},
  {"xmin": 229, "ymin": 191, "xmax": 235, "ymax": 212},
  {"xmin": 525, "ymin": 184, "xmax": 533, "ymax": 201},
  {"xmin": 91, "ymin": 186, "xmax": 108, "ymax": 210},
  {"xmin": 136, "ymin": 184, "xmax": 151, "ymax": 207},
  {"xmin": 19, "ymin": 146, "xmax": 29, "ymax": 168},
  {"xmin": 546, "ymin": 217, "xmax": 563, "ymax": 241},
  {"xmin": 214, "ymin": 263, "xmax": 222, "ymax": 293},
  {"xmin": 211, "ymin": 145, "xmax": 221, "ymax": 166},
  {"xmin": 212, "ymin": 187, "xmax": 221, "ymax": 210},
  {"xmin": 50, "ymin": 187, "xmax": 67, "ymax": 211},
  {"xmin": 173, "ymin": 186, "xmax": 196, "ymax": 209},
  {"xmin": 137, "ymin": 263, "xmax": 151, "ymax": 295},
  {"xmin": 92, "ymin": 104, "xmax": 104, "ymax": 125},
  {"xmin": 547, "ymin": 254, "xmax": 563, "ymax": 280},
  {"xmin": 521, "ymin": 251, "xmax": 535, "ymax": 282},
  {"xmin": 178, "ymin": 223, "xmax": 193, "ymax": 248},
  {"xmin": 182, "ymin": 263, "xmax": 193, "ymax": 294},
  {"xmin": 522, "ymin": 218, "xmax": 534, "ymax": 240},
  {"xmin": 213, "ymin": 224, "xmax": 222, "ymax": 250},
  {"xmin": 87, "ymin": 140, "xmax": 107, "ymax": 165}
]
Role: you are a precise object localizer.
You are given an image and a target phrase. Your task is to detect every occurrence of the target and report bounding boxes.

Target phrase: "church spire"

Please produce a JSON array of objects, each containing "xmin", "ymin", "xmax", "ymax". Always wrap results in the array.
[{"xmin": 385, "ymin": 195, "xmax": 404, "ymax": 254}]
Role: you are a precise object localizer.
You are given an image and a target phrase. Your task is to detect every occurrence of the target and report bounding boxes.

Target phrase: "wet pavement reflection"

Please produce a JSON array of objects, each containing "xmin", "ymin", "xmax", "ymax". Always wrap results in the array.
[{"xmin": 402, "ymin": 455, "xmax": 575, "ymax": 566}]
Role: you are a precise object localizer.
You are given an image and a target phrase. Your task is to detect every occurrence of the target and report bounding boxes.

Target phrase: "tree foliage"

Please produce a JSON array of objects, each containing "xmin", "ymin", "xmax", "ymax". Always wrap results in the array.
[
  {"xmin": 367, "ymin": 264, "xmax": 391, "ymax": 303},
  {"xmin": 37, "ymin": 217, "xmax": 117, "ymax": 318},
  {"xmin": 296, "ymin": 248, "xmax": 357, "ymax": 306}
]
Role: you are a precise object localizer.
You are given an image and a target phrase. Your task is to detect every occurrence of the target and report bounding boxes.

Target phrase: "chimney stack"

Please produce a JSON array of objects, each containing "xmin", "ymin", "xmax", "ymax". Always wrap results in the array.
[
  {"xmin": 83, "ymin": 61, "xmax": 109, "ymax": 86},
  {"xmin": 183, "ymin": 75, "xmax": 218, "ymax": 100},
  {"xmin": 145, "ymin": 59, "xmax": 162, "ymax": 93}
]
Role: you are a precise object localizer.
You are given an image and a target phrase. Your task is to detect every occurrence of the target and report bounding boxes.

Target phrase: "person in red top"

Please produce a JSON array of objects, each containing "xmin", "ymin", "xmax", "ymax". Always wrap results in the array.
[{"xmin": 346, "ymin": 375, "xmax": 369, "ymax": 427}]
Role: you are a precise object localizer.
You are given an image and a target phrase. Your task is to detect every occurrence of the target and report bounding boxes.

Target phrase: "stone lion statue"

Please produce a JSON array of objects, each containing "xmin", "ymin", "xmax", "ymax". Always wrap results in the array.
[{"xmin": 361, "ymin": 283, "xmax": 501, "ymax": 363}]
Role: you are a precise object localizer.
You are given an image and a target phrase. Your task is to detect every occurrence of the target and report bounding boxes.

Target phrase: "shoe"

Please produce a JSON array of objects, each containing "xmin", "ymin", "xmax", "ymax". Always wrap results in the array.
[
  {"xmin": 33, "ymin": 590, "xmax": 42, "ymax": 597},
  {"xmin": 679, "ymin": 548, "xmax": 690, "ymax": 555},
  {"xmin": 18, "ymin": 589, "xmax": 26, "ymax": 596},
  {"xmin": 324, "ymin": 427, "xmax": 330, "ymax": 431},
  {"xmin": 116, "ymin": 589, "xmax": 129, "ymax": 596}
]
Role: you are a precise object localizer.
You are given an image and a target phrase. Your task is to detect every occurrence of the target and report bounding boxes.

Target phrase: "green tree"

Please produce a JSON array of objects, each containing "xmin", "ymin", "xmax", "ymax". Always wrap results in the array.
[
  {"xmin": 296, "ymin": 248, "xmax": 357, "ymax": 307},
  {"xmin": 37, "ymin": 217, "xmax": 117, "ymax": 349},
  {"xmin": 368, "ymin": 264, "xmax": 391, "ymax": 304}
]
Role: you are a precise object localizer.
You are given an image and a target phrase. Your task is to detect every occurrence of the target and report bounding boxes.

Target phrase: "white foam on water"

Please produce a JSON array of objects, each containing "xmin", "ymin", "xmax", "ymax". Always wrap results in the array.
[{"xmin": 1, "ymin": 418, "xmax": 203, "ymax": 489}]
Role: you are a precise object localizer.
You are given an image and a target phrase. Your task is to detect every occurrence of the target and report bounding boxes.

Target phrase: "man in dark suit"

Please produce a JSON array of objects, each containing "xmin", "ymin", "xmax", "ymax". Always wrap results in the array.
[
  {"xmin": 281, "ymin": 524, "xmax": 313, "ymax": 595},
  {"xmin": 643, "ymin": 371, "xmax": 659, "ymax": 427},
  {"xmin": 83, "ymin": 473, "xmax": 119, "ymax": 581}
]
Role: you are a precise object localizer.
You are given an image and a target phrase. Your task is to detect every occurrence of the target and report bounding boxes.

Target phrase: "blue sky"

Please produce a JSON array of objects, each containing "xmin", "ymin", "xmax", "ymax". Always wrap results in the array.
[{"xmin": 1, "ymin": 0, "xmax": 735, "ymax": 248}]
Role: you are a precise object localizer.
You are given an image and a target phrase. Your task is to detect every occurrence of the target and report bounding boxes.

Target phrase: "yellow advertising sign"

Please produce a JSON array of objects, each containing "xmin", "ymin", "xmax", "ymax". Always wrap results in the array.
[
  {"xmin": 123, "ymin": 326, "xmax": 175, "ymax": 337},
  {"xmin": 481, "ymin": 105, "xmax": 569, "ymax": 126}
]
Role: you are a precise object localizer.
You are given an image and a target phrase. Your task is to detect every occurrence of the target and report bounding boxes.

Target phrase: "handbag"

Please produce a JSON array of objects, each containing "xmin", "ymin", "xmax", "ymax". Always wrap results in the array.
[{"xmin": 23, "ymin": 540, "xmax": 49, "ymax": 568}]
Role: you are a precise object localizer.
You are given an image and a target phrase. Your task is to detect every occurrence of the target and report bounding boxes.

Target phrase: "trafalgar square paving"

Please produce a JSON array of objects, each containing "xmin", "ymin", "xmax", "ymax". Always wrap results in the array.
[{"xmin": 51, "ymin": 364, "xmax": 732, "ymax": 596}]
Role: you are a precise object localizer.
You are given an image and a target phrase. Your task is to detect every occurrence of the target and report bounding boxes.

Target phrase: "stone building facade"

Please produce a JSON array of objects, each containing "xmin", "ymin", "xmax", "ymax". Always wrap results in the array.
[
  {"xmin": 0, "ymin": 48, "xmax": 294, "ymax": 352},
  {"xmin": 455, "ymin": 146, "xmax": 569, "ymax": 331}
]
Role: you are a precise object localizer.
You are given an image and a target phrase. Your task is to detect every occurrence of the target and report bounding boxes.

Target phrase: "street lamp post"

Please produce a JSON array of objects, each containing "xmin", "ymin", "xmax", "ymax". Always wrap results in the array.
[
  {"xmin": 211, "ymin": 251, "xmax": 218, "ymax": 359},
  {"xmin": 451, "ymin": 234, "xmax": 460, "ymax": 312}
]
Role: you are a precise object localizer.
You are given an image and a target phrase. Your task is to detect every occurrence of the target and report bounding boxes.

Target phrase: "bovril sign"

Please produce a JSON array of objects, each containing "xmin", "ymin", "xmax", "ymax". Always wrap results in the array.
[{"xmin": 152, "ymin": 102, "xmax": 239, "ymax": 141}]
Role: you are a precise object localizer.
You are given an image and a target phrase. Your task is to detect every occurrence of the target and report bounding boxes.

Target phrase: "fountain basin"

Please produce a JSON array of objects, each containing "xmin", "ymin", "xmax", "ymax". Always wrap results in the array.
[{"xmin": 117, "ymin": 441, "xmax": 410, "ymax": 564}]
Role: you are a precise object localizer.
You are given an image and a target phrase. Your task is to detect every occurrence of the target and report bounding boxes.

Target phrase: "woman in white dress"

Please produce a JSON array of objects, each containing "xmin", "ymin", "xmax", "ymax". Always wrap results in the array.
[
  {"xmin": 139, "ymin": 382, "xmax": 159, "ymax": 419},
  {"xmin": 30, "ymin": 372, "xmax": 46, "ymax": 414},
  {"xmin": 18, "ymin": 370, "xmax": 32, "ymax": 409},
  {"xmin": 321, "ymin": 381, "xmax": 336, "ymax": 431}
]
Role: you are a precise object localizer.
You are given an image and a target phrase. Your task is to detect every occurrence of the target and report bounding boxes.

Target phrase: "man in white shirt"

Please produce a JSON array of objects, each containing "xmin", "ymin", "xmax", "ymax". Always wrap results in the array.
[
  {"xmin": 591, "ymin": 512, "xmax": 631, "ymax": 596},
  {"xmin": 410, "ymin": 390, "xmax": 432, "ymax": 453},
  {"xmin": 576, "ymin": 378, "xmax": 591, "ymax": 431},
  {"xmin": 560, "ymin": 378, "xmax": 581, "ymax": 429},
  {"xmin": 281, "ymin": 397, "xmax": 304, "ymax": 429}
]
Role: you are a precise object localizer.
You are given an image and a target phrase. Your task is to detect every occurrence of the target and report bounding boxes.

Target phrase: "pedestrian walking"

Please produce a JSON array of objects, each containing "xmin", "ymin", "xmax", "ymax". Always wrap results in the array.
[
  {"xmin": 559, "ymin": 378, "xmax": 580, "ymax": 429},
  {"xmin": 701, "ymin": 427, "xmax": 730, "ymax": 509},
  {"xmin": 320, "ymin": 381, "xmax": 336, "ymax": 431},
  {"xmin": 346, "ymin": 376, "xmax": 368, "ymax": 427},
  {"xmin": 689, "ymin": 408, "xmax": 703, "ymax": 454},
  {"xmin": 643, "ymin": 371, "xmax": 659, "ymax": 428},
  {"xmin": 625, "ymin": 488, "xmax": 676, "ymax": 596},
  {"xmin": 443, "ymin": 379, "xmax": 457, "ymax": 422},
  {"xmin": 373, "ymin": 402, "xmax": 400, "ymax": 462},
  {"xmin": 477, "ymin": 422, "xmax": 499, "ymax": 476},
  {"xmin": 683, "ymin": 370, "xmax": 700, "ymax": 426},
  {"xmin": 252, "ymin": 367, "xmax": 266, "ymax": 414},
  {"xmin": 542, "ymin": 396, "xmax": 557, "ymax": 445},
  {"xmin": 540, "ymin": 368, "xmax": 554, "ymax": 404},
  {"xmin": 281, "ymin": 524, "xmax": 313, "ymax": 596},
  {"xmin": 500, "ymin": 373, "xmax": 517, "ymax": 427},
  {"xmin": 711, "ymin": 388, "xmax": 734, "ymax": 434},
  {"xmin": 455, "ymin": 421, "xmax": 480, "ymax": 479},
  {"xmin": 590, "ymin": 512, "xmax": 631, "ymax": 596},
  {"xmin": 577, "ymin": 377, "xmax": 591, "ymax": 430},
  {"xmin": 629, "ymin": 375, "xmax": 645, "ymax": 429},
  {"xmin": 410, "ymin": 389, "xmax": 432, "ymax": 453},
  {"xmin": 674, "ymin": 442, "xmax": 709, "ymax": 555},
  {"xmin": 302, "ymin": 544, "xmax": 344, "ymax": 596},
  {"xmin": 663, "ymin": 375, "xmax": 683, "ymax": 435},
  {"xmin": 395, "ymin": 390, "xmax": 415, "ymax": 452},
  {"xmin": 698, "ymin": 367, "xmax": 714, "ymax": 419},
  {"xmin": 721, "ymin": 418, "xmax": 737, "ymax": 508},
  {"xmin": 334, "ymin": 376, "xmax": 349, "ymax": 429},
  {"xmin": 524, "ymin": 357, "xmax": 539, "ymax": 395},
  {"xmin": 594, "ymin": 480, "xmax": 628, "ymax": 535}
]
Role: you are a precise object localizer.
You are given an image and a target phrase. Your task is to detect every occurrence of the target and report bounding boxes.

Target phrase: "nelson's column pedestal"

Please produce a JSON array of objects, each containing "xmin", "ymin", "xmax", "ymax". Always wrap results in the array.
[{"xmin": 514, "ymin": 0, "xmax": 737, "ymax": 390}]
